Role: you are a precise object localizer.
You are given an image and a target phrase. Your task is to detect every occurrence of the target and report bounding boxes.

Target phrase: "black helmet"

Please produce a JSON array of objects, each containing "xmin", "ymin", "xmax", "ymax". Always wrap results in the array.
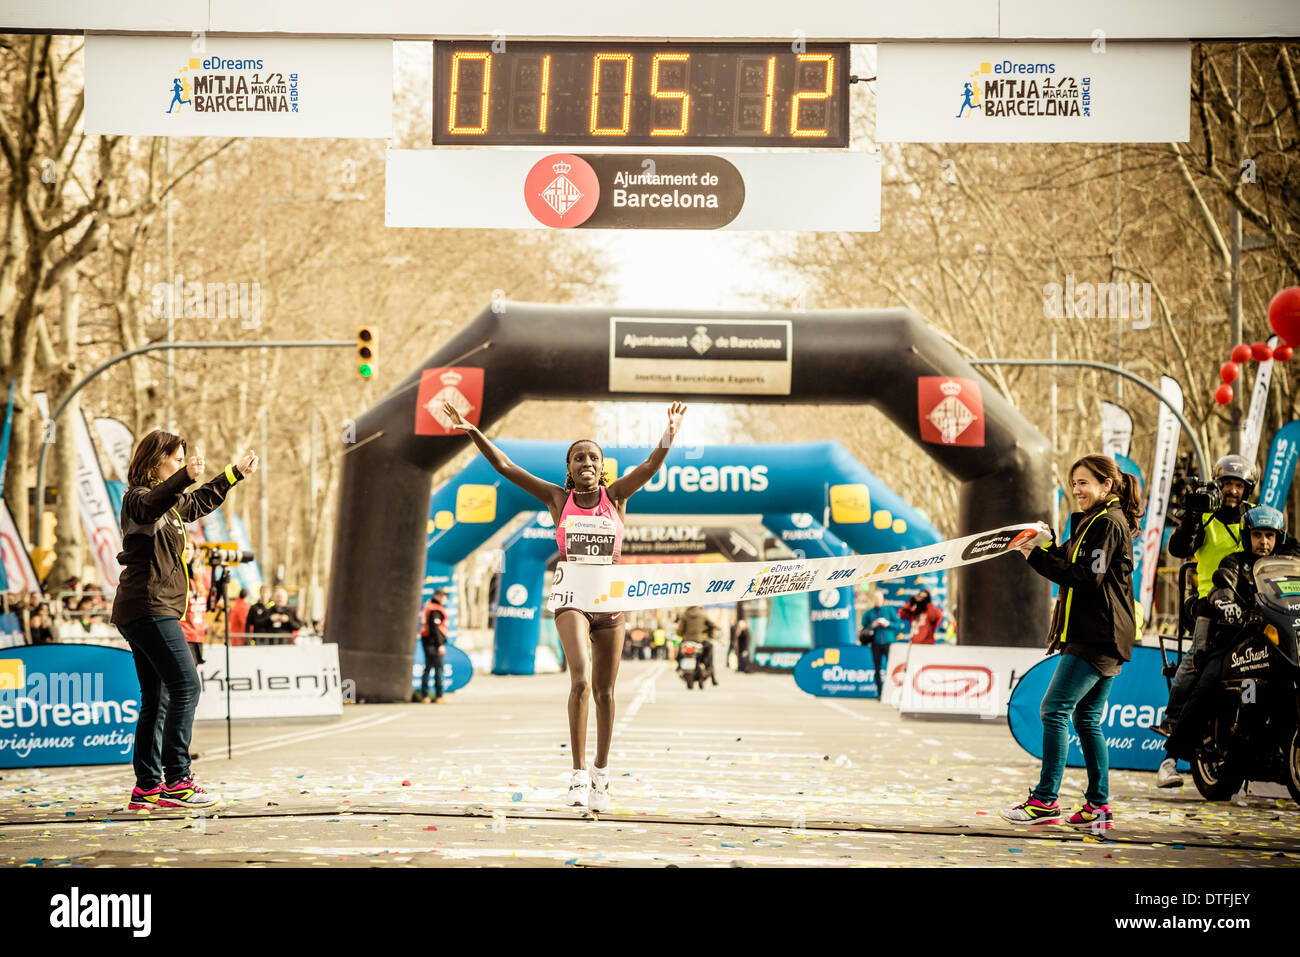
[{"xmin": 1212, "ymin": 454, "xmax": 1258, "ymax": 497}]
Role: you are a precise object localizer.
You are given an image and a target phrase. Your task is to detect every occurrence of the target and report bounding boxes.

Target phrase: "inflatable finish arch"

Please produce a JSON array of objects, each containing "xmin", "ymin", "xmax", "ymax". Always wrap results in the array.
[{"xmin": 329, "ymin": 304, "xmax": 1052, "ymax": 701}]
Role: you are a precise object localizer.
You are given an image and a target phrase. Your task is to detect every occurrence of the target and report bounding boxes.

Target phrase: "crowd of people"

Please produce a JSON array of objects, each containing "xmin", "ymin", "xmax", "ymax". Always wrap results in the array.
[{"xmin": 3, "ymin": 574, "xmax": 310, "ymax": 650}]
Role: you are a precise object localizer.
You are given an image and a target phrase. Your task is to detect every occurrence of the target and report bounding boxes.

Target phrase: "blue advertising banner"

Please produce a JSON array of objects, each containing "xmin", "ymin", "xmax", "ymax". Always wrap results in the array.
[
  {"xmin": 0, "ymin": 644, "xmax": 140, "ymax": 768},
  {"xmin": 1260, "ymin": 420, "xmax": 1300, "ymax": 511},
  {"xmin": 1007, "ymin": 646, "xmax": 1179, "ymax": 773},
  {"xmin": 793, "ymin": 645, "xmax": 879, "ymax": 698},
  {"xmin": 410, "ymin": 642, "xmax": 474, "ymax": 695}
]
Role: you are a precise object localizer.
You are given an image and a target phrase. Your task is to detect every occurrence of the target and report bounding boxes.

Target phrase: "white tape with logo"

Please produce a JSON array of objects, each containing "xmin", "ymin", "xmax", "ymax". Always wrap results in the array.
[{"xmin": 547, "ymin": 522, "xmax": 1047, "ymax": 613}]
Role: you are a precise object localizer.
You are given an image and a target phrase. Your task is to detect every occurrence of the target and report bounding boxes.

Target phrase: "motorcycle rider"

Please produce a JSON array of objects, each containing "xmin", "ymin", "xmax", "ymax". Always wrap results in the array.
[
  {"xmin": 1160, "ymin": 505, "xmax": 1292, "ymax": 783},
  {"xmin": 1153, "ymin": 455, "xmax": 1257, "ymax": 751}
]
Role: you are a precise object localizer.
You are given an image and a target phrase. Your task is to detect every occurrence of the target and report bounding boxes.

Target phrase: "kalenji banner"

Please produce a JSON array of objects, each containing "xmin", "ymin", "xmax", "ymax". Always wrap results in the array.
[
  {"xmin": 34, "ymin": 395, "xmax": 123, "ymax": 594},
  {"xmin": 1137, "ymin": 375, "xmax": 1183, "ymax": 617},
  {"xmin": 876, "ymin": 42, "xmax": 1190, "ymax": 143},
  {"xmin": 1241, "ymin": 337, "xmax": 1278, "ymax": 466},
  {"xmin": 91, "ymin": 417, "xmax": 135, "ymax": 483},
  {"xmin": 547, "ymin": 522, "xmax": 1046, "ymax": 614},
  {"xmin": 1100, "ymin": 401, "xmax": 1133, "ymax": 460},
  {"xmin": 84, "ymin": 35, "xmax": 393, "ymax": 138}
]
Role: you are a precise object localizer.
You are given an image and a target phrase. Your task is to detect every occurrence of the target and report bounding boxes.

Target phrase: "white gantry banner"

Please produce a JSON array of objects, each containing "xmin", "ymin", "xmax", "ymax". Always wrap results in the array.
[
  {"xmin": 876, "ymin": 42, "xmax": 1190, "ymax": 143},
  {"xmin": 84, "ymin": 34, "xmax": 393, "ymax": 138},
  {"xmin": 548, "ymin": 522, "xmax": 1048, "ymax": 613},
  {"xmin": 386, "ymin": 149, "xmax": 882, "ymax": 232}
]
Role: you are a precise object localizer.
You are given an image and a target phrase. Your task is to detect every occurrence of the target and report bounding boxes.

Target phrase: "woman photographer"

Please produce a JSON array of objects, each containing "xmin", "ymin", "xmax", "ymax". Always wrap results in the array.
[{"xmin": 110, "ymin": 431, "xmax": 258, "ymax": 811}]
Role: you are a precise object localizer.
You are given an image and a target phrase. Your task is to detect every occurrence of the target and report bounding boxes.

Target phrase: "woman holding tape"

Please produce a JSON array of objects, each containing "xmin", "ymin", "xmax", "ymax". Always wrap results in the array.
[
  {"xmin": 443, "ymin": 401, "xmax": 687, "ymax": 812},
  {"xmin": 1000, "ymin": 453, "xmax": 1142, "ymax": 830}
]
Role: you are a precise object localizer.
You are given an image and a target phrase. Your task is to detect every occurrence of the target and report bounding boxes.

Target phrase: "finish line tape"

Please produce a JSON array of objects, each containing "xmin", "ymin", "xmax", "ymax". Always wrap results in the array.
[{"xmin": 546, "ymin": 522, "xmax": 1048, "ymax": 613}]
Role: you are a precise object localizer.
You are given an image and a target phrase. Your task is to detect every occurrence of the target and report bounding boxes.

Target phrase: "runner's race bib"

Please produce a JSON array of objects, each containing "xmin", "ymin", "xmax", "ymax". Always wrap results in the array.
[{"xmin": 563, "ymin": 515, "xmax": 617, "ymax": 565}]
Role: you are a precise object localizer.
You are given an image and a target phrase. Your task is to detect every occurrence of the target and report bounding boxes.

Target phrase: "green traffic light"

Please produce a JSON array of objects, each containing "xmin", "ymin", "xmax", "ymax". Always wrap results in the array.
[{"xmin": 358, "ymin": 363, "xmax": 373, "ymax": 378}]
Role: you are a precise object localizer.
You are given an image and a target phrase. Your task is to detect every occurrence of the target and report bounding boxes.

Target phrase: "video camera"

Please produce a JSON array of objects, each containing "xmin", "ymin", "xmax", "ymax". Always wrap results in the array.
[{"xmin": 199, "ymin": 541, "xmax": 255, "ymax": 566}]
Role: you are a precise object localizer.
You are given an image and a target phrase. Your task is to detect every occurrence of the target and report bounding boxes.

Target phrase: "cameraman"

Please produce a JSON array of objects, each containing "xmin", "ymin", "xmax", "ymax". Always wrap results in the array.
[
  {"xmin": 898, "ymin": 589, "xmax": 942, "ymax": 644},
  {"xmin": 1154, "ymin": 455, "xmax": 1256, "ymax": 752},
  {"xmin": 1161, "ymin": 505, "xmax": 1289, "ymax": 781}
]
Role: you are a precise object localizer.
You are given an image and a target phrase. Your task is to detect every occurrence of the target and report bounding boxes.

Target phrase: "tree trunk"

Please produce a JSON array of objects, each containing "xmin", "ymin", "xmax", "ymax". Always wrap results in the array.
[{"xmin": 46, "ymin": 275, "xmax": 84, "ymax": 590}]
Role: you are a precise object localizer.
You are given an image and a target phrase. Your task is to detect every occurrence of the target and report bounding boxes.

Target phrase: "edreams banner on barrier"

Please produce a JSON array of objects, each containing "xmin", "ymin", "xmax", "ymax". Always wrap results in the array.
[
  {"xmin": 1006, "ymin": 646, "xmax": 1176, "ymax": 772},
  {"xmin": 794, "ymin": 645, "xmax": 880, "ymax": 698},
  {"xmin": 0, "ymin": 645, "xmax": 140, "ymax": 768},
  {"xmin": 548, "ymin": 522, "xmax": 1046, "ymax": 614},
  {"xmin": 194, "ymin": 645, "xmax": 344, "ymax": 720}
]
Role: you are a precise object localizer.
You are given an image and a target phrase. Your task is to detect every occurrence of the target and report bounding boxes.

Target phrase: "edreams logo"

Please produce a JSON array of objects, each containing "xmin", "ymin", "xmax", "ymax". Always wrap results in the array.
[
  {"xmin": 960, "ymin": 527, "xmax": 1037, "ymax": 561},
  {"xmin": 50, "ymin": 887, "xmax": 151, "ymax": 937}
]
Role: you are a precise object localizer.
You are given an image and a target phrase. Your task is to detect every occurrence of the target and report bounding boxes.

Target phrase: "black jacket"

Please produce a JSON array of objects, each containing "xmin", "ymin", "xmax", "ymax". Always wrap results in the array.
[
  {"xmin": 1026, "ymin": 497, "xmax": 1137, "ymax": 660},
  {"xmin": 109, "ymin": 465, "xmax": 244, "ymax": 626},
  {"xmin": 1205, "ymin": 537, "xmax": 1300, "ymax": 643},
  {"xmin": 424, "ymin": 601, "xmax": 448, "ymax": 648}
]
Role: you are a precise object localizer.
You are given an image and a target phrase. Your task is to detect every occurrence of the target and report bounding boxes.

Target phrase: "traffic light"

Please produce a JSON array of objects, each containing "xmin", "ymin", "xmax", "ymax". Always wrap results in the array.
[{"xmin": 356, "ymin": 326, "xmax": 376, "ymax": 379}]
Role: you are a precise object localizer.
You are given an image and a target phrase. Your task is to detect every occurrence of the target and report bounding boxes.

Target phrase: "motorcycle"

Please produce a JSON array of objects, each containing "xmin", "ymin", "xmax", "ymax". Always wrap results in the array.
[
  {"xmin": 676, "ymin": 638, "xmax": 715, "ymax": 689},
  {"xmin": 1189, "ymin": 556, "xmax": 1300, "ymax": 805}
]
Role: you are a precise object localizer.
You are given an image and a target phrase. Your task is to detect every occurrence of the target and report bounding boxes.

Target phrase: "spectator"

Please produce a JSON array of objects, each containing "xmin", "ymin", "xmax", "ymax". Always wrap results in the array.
[
  {"xmin": 416, "ymin": 587, "xmax": 449, "ymax": 703},
  {"xmin": 731, "ymin": 617, "xmax": 752, "ymax": 673},
  {"xmin": 899, "ymin": 590, "xmax": 943, "ymax": 644},
  {"xmin": 29, "ymin": 606, "xmax": 54, "ymax": 645},
  {"xmin": 246, "ymin": 585, "xmax": 274, "ymax": 638},
  {"xmin": 860, "ymin": 590, "xmax": 902, "ymax": 692},
  {"xmin": 228, "ymin": 588, "xmax": 251, "ymax": 645},
  {"xmin": 267, "ymin": 587, "xmax": 305, "ymax": 639},
  {"xmin": 179, "ymin": 544, "xmax": 207, "ymax": 665}
]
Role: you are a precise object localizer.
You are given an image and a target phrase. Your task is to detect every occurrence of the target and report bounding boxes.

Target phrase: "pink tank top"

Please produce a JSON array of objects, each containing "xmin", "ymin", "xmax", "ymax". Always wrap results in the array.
[{"xmin": 557, "ymin": 487, "xmax": 623, "ymax": 563}]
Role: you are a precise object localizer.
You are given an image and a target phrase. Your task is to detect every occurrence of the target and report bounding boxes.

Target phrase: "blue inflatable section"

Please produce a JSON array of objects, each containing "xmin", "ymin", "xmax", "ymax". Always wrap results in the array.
[
  {"xmin": 763, "ymin": 514, "xmax": 854, "ymax": 648},
  {"xmin": 1007, "ymin": 647, "xmax": 1181, "ymax": 773},
  {"xmin": 429, "ymin": 441, "xmax": 945, "ymax": 674}
]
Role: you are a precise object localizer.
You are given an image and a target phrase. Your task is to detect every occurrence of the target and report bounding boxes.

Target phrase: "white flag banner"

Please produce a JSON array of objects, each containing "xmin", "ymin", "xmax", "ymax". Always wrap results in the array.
[
  {"xmin": 1138, "ymin": 375, "xmax": 1184, "ymax": 617},
  {"xmin": 34, "ymin": 395, "xmax": 123, "ymax": 594},
  {"xmin": 0, "ymin": 498, "xmax": 41, "ymax": 593},
  {"xmin": 1241, "ymin": 337, "xmax": 1277, "ymax": 466},
  {"xmin": 92, "ymin": 417, "xmax": 135, "ymax": 483},
  {"xmin": 1100, "ymin": 401, "xmax": 1133, "ymax": 460},
  {"xmin": 548, "ymin": 523, "xmax": 1048, "ymax": 614}
]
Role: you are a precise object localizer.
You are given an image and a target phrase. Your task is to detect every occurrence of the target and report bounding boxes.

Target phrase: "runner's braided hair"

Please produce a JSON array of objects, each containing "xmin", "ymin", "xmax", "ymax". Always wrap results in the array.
[{"xmin": 564, "ymin": 439, "xmax": 607, "ymax": 491}]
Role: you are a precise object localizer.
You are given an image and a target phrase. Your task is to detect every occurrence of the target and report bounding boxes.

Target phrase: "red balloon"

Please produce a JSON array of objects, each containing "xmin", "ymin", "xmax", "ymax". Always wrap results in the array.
[
  {"xmin": 1276, "ymin": 345, "xmax": 1294, "ymax": 362},
  {"xmin": 1231, "ymin": 343, "xmax": 1253, "ymax": 364},
  {"xmin": 1252, "ymin": 341, "xmax": 1274, "ymax": 362},
  {"xmin": 1268, "ymin": 286, "xmax": 1300, "ymax": 347},
  {"xmin": 1220, "ymin": 361, "xmax": 1239, "ymax": 384},
  {"xmin": 1215, "ymin": 384, "xmax": 1234, "ymax": 405}
]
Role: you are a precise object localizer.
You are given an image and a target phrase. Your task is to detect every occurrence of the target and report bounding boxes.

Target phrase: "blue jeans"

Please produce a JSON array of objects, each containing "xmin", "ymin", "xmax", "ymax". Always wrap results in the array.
[
  {"xmin": 118, "ymin": 616, "xmax": 200, "ymax": 788},
  {"xmin": 1033, "ymin": 652, "xmax": 1115, "ymax": 806}
]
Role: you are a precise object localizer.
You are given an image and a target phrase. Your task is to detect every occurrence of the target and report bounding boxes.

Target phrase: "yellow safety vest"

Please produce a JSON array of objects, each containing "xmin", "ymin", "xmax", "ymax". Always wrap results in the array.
[{"xmin": 1193, "ymin": 515, "xmax": 1242, "ymax": 599}]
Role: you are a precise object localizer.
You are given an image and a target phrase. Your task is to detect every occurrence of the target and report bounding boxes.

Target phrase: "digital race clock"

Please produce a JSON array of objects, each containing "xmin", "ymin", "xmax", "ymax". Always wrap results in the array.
[{"xmin": 433, "ymin": 41, "xmax": 850, "ymax": 148}]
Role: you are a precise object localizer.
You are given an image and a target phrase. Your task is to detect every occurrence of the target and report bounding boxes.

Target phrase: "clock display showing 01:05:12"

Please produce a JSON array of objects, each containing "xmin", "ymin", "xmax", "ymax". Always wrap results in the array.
[{"xmin": 432, "ymin": 41, "xmax": 850, "ymax": 148}]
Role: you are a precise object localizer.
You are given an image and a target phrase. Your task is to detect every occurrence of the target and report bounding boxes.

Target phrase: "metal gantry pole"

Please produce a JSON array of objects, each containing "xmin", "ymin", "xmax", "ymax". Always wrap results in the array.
[{"xmin": 968, "ymin": 357, "xmax": 1208, "ymax": 479}]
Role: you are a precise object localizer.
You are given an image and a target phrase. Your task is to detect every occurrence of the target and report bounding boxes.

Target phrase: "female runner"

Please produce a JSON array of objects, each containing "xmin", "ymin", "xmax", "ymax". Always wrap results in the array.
[{"xmin": 442, "ymin": 401, "xmax": 687, "ymax": 811}]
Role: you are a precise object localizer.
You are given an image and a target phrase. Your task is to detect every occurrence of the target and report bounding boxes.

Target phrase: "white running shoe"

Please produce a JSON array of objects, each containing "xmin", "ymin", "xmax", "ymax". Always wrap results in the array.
[
  {"xmin": 589, "ymin": 767, "xmax": 610, "ymax": 813},
  {"xmin": 1156, "ymin": 758, "xmax": 1184, "ymax": 789},
  {"xmin": 567, "ymin": 769, "xmax": 591, "ymax": 807}
]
